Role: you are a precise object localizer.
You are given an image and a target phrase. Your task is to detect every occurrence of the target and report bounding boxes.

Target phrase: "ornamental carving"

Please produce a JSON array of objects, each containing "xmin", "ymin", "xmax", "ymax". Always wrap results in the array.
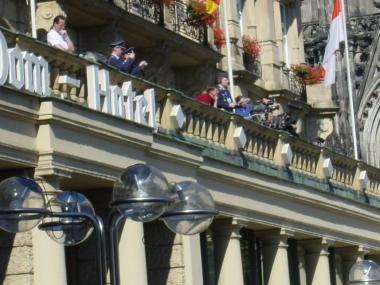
[{"xmin": 302, "ymin": 14, "xmax": 380, "ymax": 90}]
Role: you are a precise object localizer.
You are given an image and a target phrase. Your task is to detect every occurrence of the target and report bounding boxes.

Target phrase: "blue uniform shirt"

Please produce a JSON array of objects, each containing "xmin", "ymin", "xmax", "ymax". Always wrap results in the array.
[{"xmin": 217, "ymin": 86, "xmax": 234, "ymax": 112}]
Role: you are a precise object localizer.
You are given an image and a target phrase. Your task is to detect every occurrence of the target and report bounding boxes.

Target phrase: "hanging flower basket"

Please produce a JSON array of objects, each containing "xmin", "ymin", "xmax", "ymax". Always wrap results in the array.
[
  {"xmin": 186, "ymin": 0, "xmax": 220, "ymax": 27},
  {"xmin": 213, "ymin": 27, "xmax": 225, "ymax": 49},
  {"xmin": 242, "ymin": 35, "xmax": 261, "ymax": 62},
  {"xmin": 291, "ymin": 64, "xmax": 324, "ymax": 85}
]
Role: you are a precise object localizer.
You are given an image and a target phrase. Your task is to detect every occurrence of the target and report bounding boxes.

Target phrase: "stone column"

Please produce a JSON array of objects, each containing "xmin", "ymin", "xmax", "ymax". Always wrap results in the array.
[
  {"xmin": 298, "ymin": 245, "xmax": 307, "ymax": 285},
  {"xmin": 213, "ymin": 218, "xmax": 246, "ymax": 285},
  {"xmin": 336, "ymin": 246, "xmax": 369, "ymax": 285},
  {"xmin": 118, "ymin": 219, "xmax": 148, "ymax": 285},
  {"xmin": 260, "ymin": 229, "xmax": 293, "ymax": 285},
  {"xmin": 254, "ymin": 0, "xmax": 282, "ymax": 89},
  {"xmin": 183, "ymin": 234, "xmax": 203, "ymax": 285},
  {"xmin": 32, "ymin": 175, "xmax": 68, "ymax": 285},
  {"xmin": 303, "ymin": 238, "xmax": 334, "ymax": 285},
  {"xmin": 332, "ymin": 252, "xmax": 343, "ymax": 285}
]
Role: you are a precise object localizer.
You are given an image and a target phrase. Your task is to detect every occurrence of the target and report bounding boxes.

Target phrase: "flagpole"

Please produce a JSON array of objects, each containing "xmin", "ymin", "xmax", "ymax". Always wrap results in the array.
[
  {"xmin": 30, "ymin": 0, "xmax": 37, "ymax": 38},
  {"xmin": 340, "ymin": 0, "xmax": 359, "ymax": 159},
  {"xmin": 222, "ymin": 0, "xmax": 235, "ymax": 101}
]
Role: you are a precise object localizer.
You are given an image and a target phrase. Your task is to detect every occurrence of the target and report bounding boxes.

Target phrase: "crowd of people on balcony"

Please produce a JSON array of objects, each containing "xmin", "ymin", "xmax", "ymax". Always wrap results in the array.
[
  {"xmin": 195, "ymin": 72, "xmax": 297, "ymax": 135},
  {"xmin": 46, "ymin": 15, "xmax": 148, "ymax": 78},
  {"xmin": 45, "ymin": 15, "xmax": 296, "ymax": 135}
]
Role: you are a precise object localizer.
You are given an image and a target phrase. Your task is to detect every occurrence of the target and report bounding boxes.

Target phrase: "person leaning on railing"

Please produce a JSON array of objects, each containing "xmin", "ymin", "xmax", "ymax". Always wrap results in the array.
[
  {"xmin": 216, "ymin": 72, "xmax": 238, "ymax": 112},
  {"xmin": 47, "ymin": 15, "xmax": 75, "ymax": 52},
  {"xmin": 195, "ymin": 87, "xmax": 219, "ymax": 107},
  {"xmin": 120, "ymin": 47, "xmax": 148, "ymax": 77},
  {"xmin": 107, "ymin": 41, "xmax": 148, "ymax": 77},
  {"xmin": 107, "ymin": 40, "xmax": 127, "ymax": 69}
]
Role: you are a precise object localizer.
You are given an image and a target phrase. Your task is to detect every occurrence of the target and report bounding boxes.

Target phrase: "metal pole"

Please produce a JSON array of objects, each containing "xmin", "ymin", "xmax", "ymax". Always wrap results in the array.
[
  {"xmin": 30, "ymin": 0, "xmax": 37, "ymax": 38},
  {"xmin": 109, "ymin": 211, "xmax": 130, "ymax": 285},
  {"xmin": 340, "ymin": 0, "xmax": 359, "ymax": 159},
  {"xmin": 43, "ymin": 212, "xmax": 107, "ymax": 285},
  {"xmin": 222, "ymin": 0, "xmax": 235, "ymax": 101}
]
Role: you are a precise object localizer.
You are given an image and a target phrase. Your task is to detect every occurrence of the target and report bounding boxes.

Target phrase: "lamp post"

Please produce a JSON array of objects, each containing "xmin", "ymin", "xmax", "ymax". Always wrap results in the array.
[
  {"xmin": 38, "ymin": 191, "xmax": 107, "ymax": 285},
  {"xmin": 0, "ymin": 164, "xmax": 218, "ymax": 285},
  {"xmin": 348, "ymin": 260, "xmax": 380, "ymax": 284},
  {"xmin": 0, "ymin": 177, "xmax": 108, "ymax": 285},
  {"xmin": 109, "ymin": 164, "xmax": 218, "ymax": 285}
]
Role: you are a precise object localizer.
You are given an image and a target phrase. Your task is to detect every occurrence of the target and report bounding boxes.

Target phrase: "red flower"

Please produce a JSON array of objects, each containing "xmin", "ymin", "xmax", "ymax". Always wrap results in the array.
[
  {"xmin": 242, "ymin": 35, "xmax": 261, "ymax": 61},
  {"xmin": 213, "ymin": 27, "xmax": 225, "ymax": 49},
  {"xmin": 291, "ymin": 64, "xmax": 324, "ymax": 85},
  {"xmin": 186, "ymin": 0, "xmax": 219, "ymax": 27}
]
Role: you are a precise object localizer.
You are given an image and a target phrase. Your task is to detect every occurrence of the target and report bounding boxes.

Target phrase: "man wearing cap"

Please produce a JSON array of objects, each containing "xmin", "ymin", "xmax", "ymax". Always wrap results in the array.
[
  {"xmin": 107, "ymin": 41, "xmax": 127, "ymax": 69},
  {"xmin": 216, "ymin": 72, "xmax": 238, "ymax": 112},
  {"xmin": 120, "ymin": 47, "xmax": 148, "ymax": 77}
]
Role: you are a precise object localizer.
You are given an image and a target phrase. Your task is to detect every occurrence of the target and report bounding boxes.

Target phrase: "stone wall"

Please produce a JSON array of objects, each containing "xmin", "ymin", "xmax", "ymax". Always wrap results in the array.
[
  {"xmin": 145, "ymin": 221, "xmax": 185, "ymax": 285},
  {"xmin": 0, "ymin": 0, "xmax": 30, "ymax": 34},
  {"xmin": 0, "ymin": 232, "xmax": 34, "ymax": 285}
]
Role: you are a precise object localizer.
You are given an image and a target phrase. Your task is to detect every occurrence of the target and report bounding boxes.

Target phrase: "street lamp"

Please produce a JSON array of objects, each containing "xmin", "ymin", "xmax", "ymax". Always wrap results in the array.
[
  {"xmin": 0, "ymin": 177, "xmax": 108, "ymax": 285},
  {"xmin": 109, "ymin": 164, "xmax": 218, "ymax": 285},
  {"xmin": 349, "ymin": 260, "xmax": 380, "ymax": 284},
  {"xmin": 162, "ymin": 181, "xmax": 218, "ymax": 235},
  {"xmin": 0, "ymin": 164, "xmax": 218, "ymax": 285},
  {"xmin": 0, "ymin": 177, "xmax": 47, "ymax": 233},
  {"xmin": 38, "ymin": 191, "xmax": 107, "ymax": 285}
]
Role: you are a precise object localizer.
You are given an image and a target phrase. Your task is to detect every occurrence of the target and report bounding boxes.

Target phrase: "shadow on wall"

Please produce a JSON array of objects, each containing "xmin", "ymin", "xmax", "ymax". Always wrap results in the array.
[
  {"xmin": 144, "ymin": 220, "xmax": 177, "ymax": 285},
  {"xmin": 0, "ymin": 233, "xmax": 16, "ymax": 283},
  {"xmin": 65, "ymin": 188, "xmax": 112, "ymax": 285}
]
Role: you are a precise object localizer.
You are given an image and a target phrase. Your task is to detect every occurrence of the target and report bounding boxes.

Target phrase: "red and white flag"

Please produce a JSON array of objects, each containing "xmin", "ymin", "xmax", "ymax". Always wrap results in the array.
[{"xmin": 322, "ymin": 0, "xmax": 345, "ymax": 85}]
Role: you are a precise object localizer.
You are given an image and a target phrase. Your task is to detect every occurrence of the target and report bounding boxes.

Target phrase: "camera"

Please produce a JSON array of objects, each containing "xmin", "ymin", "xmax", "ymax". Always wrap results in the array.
[{"xmin": 262, "ymin": 100, "xmax": 280, "ymax": 112}]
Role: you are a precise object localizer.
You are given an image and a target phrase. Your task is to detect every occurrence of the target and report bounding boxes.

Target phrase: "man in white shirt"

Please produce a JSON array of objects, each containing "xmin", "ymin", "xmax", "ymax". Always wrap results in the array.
[{"xmin": 47, "ymin": 15, "xmax": 75, "ymax": 52}]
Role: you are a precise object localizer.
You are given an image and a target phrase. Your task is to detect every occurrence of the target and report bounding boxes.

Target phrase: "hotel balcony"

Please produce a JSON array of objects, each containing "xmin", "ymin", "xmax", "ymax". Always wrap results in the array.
[{"xmin": 0, "ymin": 24, "xmax": 380, "ymax": 285}]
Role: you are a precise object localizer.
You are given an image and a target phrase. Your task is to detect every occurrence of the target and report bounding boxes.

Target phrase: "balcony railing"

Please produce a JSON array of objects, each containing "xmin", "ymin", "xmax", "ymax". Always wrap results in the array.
[
  {"xmin": 112, "ymin": 0, "xmax": 208, "ymax": 45},
  {"xmin": 123, "ymin": 0, "xmax": 162, "ymax": 24},
  {"xmin": 282, "ymin": 67, "xmax": 306, "ymax": 98},
  {"xmin": 167, "ymin": 0, "xmax": 207, "ymax": 45},
  {"xmin": 1, "ymin": 28, "xmax": 380, "ymax": 202},
  {"xmin": 242, "ymin": 53, "xmax": 262, "ymax": 78}
]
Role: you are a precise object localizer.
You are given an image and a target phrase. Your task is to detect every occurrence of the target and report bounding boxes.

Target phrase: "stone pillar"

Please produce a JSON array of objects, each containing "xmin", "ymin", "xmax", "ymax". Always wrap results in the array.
[
  {"xmin": 336, "ymin": 246, "xmax": 369, "ymax": 285},
  {"xmin": 303, "ymin": 238, "xmax": 334, "ymax": 285},
  {"xmin": 254, "ymin": 0, "xmax": 281, "ymax": 89},
  {"xmin": 32, "ymin": 175, "xmax": 67, "ymax": 285},
  {"xmin": 334, "ymin": 253, "xmax": 344, "ymax": 285},
  {"xmin": 183, "ymin": 234, "xmax": 203, "ymax": 285},
  {"xmin": 213, "ymin": 218, "xmax": 246, "ymax": 285},
  {"xmin": 118, "ymin": 219, "xmax": 148, "ymax": 285},
  {"xmin": 260, "ymin": 229, "xmax": 293, "ymax": 285},
  {"xmin": 298, "ymin": 245, "xmax": 307, "ymax": 285}
]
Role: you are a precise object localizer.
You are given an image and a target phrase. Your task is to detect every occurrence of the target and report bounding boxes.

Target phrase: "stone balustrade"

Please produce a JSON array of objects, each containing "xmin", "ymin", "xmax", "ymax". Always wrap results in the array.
[{"xmin": 1, "ymin": 27, "xmax": 380, "ymax": 200}]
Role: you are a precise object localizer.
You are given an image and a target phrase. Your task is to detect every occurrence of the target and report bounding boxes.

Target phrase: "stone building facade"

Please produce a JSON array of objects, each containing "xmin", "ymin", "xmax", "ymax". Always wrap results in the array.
[
  {"xmin": 0, "ymin": 1, "xmax": 380, "ymax": 285},
  {"xmin": 301, "ymin": 0, "xmax": 380, "ymax": 167}
]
